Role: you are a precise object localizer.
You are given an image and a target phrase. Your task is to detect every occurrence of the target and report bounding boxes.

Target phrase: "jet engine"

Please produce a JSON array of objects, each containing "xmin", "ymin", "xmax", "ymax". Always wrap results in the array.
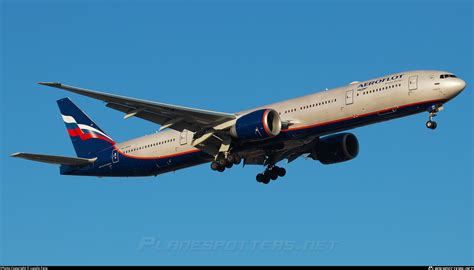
[
  {"xmin": 230, "ymin": 109, "xmax": 282, "ymax": 141},
  {"xmin": 311, "ymin": 133, "xmax": 359, "ymax": 164}
]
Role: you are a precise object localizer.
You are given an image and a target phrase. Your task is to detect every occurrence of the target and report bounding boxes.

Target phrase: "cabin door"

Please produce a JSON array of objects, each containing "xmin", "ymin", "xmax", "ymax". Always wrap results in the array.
[
  {"xmin": 409, "ymin": 75, "xmax": 418, "ymax": 90},
  {"xmin": 112, "ymin": 149, "xmax": 119, "ymax": 163},
  {"xmin": 345, "ymin": 90, "xmax": 354, "ymax": 105},
  {"xmin": 180, "ymin": 130, "xmax": 188, "ymax": 145}
]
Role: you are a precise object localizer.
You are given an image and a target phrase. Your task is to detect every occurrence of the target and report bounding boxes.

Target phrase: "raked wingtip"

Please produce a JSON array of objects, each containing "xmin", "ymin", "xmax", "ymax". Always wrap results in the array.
[{"xmin": 38, "ymin": 82, "xmax": 62, "ymax": 87}]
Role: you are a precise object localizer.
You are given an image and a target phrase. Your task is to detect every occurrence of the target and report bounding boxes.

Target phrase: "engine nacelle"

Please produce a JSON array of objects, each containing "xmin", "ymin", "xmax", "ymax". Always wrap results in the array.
[
  {"xmin": 312, "ymin": 133, "xmax": 359, "ymax": 165},
  {"xmin": 230, "ymin": 109, "xmax": 282, "ymax": 141}
]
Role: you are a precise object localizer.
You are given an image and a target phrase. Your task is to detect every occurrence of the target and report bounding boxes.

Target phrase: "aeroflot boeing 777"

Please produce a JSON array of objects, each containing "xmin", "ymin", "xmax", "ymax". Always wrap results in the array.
[{"xmin": 12, "ymin": 70, "xmax": 466, "ymax": 184}]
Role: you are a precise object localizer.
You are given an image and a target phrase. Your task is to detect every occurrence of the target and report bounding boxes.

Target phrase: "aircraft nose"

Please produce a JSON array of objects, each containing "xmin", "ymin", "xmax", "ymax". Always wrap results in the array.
[
  {"xmin": 457, "ymin": 78, "xmax": 466, "ymax": 92},
  {"xmin": 446, "ymin": 78, "xmax": 466, "ymax": 95}
]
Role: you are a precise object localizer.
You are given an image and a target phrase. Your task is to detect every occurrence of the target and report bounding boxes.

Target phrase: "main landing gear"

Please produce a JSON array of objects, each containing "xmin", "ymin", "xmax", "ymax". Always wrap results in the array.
[
  {"xmin": 256, "ymin": 165, "xmax": 286, "ymax": 184},
  {"xmin": 426, "ymin": 104, "xmax": 443, "ymax": 130},
  {"xmin": 210, "ymin": 153, "xmax": 242, "ymax": 172}
]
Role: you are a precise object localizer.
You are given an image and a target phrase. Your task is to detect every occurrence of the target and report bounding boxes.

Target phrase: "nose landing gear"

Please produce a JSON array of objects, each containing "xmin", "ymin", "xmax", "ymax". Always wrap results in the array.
[
  {"xmin": 426, "ymin": 104, "xmax": 443, "ymax": 130},
  {"xmin": 256, "ymin": 165, "xmax": 286, "ymax": 184}
]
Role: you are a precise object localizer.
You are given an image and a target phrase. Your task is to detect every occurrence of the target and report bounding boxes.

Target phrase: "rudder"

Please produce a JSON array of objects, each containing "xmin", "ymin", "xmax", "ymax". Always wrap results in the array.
[{"xmin": 57, "ymin": 98, "xmax": 115, "ymax": 158}]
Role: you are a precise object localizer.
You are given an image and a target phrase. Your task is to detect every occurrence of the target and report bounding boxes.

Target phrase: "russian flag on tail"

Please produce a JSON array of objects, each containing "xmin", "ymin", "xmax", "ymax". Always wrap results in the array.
[{"xmin": 57, "ymin": 98, "xmax": 115, "ymax": 158}]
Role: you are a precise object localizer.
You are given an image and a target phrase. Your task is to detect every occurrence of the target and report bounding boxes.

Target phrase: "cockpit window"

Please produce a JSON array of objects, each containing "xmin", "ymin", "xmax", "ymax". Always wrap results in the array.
[{"xmin": 440, "ymin": 74, "xmax": 457, "ymax": 79}]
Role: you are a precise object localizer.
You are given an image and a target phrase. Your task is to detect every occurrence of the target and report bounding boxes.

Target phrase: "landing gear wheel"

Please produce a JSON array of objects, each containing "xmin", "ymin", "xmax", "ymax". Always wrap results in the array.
[
  {"xmin": 277, "ymin": 167, "xmax": 286, "ymax": 177},
  {"xmin": 233, "ymin": 154, "xmax": 242, "ymax": 165},
  {"xmin": 426, "ymin": 120, "xmax": 437, "ymax": 130},
  {"xmin": 210, "ymin": 161, "xmax": 220, "ymax": 171},
  {"xmin": 217, "ymin": 166, "xmax": 225, "ymax": 172},
  {"xmin": 256, "ymin": 173, "xmax": 270, "ymax": 184},
  {"xmin": 225, "ymin": 162, "xmax": 233, "ymax": 169},
  {"xmin": 256, "ymin": 173, "xmax": 265, "ymax": 183},
  {"xmin": 262, "ymin": 176, "xmax": 271, "ymax": 184},
  {"xmin": 268, "ymin": 169, "xmax": 278, "ymax": 180},
  {"xmin": 217, "ymin": 157, "xmax": 227, "ymax": 167},
  {"xmin": 226, "ymin": 154, "xmax": 235, "ymax": 164}
]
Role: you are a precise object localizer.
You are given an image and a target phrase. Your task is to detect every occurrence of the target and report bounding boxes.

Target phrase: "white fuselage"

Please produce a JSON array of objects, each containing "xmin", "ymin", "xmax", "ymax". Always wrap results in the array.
[{"xmin": 114, "ymin": 70, "xmax": 465, "ymax": 161}]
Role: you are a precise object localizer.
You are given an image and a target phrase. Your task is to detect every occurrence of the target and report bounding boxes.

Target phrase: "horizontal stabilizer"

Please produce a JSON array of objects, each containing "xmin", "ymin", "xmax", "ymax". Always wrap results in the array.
[{"xmin": 11, "ymin": 152, "xmax": 97, "ymax": 166}]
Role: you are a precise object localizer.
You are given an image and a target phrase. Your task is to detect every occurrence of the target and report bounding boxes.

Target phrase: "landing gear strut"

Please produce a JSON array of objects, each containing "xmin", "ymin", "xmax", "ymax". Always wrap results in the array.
[
  {"xmin": 426, "ymin": 104, "xmax": 442, "ymax": 130},
  {"xmin": 210, "ymin": 153, "xmax": 241, "ymax": 172},
  {"xmin": 256, "ymin": 165, "xmax": 286, "ymax": 184}
]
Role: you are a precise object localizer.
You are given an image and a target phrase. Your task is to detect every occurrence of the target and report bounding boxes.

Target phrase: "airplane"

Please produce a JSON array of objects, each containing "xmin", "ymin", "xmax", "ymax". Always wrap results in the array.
[{"xmin": 11, "ymin": 70, "xmax": 466, "ymax": 184}]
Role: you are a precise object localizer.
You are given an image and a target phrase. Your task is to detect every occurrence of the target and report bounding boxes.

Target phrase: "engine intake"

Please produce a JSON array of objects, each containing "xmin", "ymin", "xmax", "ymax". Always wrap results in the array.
[
  {"xmin": 312, "ymin": 133, "xmax": 359, "ymax": 164},
  {"xmin": 230, "ymin": 109, "xmax": 282, "ymax": 141}
]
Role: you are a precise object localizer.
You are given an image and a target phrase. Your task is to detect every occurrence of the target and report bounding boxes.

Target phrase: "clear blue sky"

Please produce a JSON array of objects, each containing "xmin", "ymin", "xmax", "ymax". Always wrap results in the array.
[{"xmin": 1, "ymin": 0, "xmax": 472, "ymax": 266}]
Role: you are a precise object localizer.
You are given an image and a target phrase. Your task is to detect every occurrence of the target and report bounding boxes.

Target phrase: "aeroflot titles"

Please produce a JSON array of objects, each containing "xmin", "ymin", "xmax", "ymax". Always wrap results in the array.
[{"xmin": 357, "ymin": 74, "xmax": 404, "ymax": 90}]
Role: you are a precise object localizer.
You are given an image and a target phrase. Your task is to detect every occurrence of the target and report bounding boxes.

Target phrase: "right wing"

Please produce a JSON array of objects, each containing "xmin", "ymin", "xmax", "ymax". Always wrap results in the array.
[{"xmin": 11, "ymin": 153, "xmax": 97, "ymax": 167}]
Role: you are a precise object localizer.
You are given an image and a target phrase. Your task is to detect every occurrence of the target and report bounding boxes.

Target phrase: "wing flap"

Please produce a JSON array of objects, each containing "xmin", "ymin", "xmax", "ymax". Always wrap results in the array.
[{"xmin": 11, "ymin": 152, "xmax": 97, "ymax": 167}]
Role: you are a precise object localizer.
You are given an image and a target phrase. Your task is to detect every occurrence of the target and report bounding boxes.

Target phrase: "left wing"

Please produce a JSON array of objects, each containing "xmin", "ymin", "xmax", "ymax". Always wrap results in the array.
[{"xmin": 38, "ymin": 82, "xmax": 236, "ymax": 133}]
